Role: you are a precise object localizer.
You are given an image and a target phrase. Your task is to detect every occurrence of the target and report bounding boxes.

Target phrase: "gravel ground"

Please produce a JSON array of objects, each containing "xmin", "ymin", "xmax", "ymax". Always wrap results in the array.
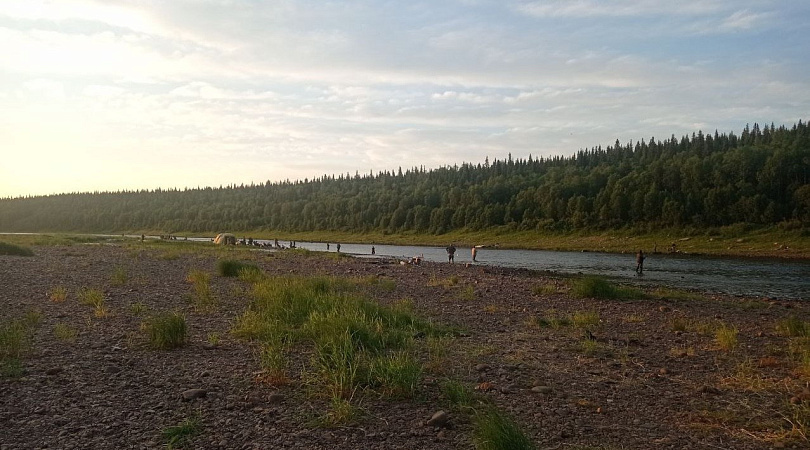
[{"xmin": 1, "ymin": 242, "xmax": 809, "ymax": 449}]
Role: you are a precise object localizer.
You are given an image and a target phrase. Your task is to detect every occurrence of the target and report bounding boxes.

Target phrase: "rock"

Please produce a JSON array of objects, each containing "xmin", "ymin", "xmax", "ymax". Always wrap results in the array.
[
  {"xmin": 426, "ymin": 410, "xmax": 450, "ymax": 428},
  {"xmin": 105, "ymin": 366, "xmax": 121, "ymax": 374},
  {"xmin": 474, "ymin": 363, "xmax": 490, "ymax": 372},
  {"xmin": 181, "ymin": 389, "xmax": 207, "ymax": 401},
  {"xmin": 659, "ymin": 306, "xmax": 671, "ymax": 312},
  {"xmin": 267, "ymin": 393, "xmax": 285, "ymax": 404},
  {"xmin": 45, "ymin": 367, "xmax": 63, "ymax": 376},
  {"xmin": 659, "ymin": 368, "xmax": 669, "ymax": 375},
  {"xmin": 531, "ymin": 386, "xmax": 553, "ymax": 394}
]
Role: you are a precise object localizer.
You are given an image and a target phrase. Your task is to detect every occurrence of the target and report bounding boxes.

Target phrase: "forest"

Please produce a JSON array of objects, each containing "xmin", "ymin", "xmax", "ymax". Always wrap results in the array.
[{"xmin": 1, "ymin": 122, "xmax": 809, "ymax": 235}]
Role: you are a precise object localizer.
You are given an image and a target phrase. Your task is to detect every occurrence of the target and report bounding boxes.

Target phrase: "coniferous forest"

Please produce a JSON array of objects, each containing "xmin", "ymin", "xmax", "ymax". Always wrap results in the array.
[{"xmin": 1, "ymin": 122, "xmax": 809, "ymax": 235}]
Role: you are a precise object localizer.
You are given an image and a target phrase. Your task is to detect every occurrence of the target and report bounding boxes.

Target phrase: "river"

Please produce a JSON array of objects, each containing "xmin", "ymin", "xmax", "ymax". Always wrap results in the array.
[{"xmin": 229, "ymin": 239, "xmax": 807, "ymax": 300}]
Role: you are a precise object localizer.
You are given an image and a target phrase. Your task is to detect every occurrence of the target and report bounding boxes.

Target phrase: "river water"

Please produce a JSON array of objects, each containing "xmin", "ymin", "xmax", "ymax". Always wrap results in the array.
[{"xmin": 254, "ymin": 240, "xmax": 807, "ymax": 300}]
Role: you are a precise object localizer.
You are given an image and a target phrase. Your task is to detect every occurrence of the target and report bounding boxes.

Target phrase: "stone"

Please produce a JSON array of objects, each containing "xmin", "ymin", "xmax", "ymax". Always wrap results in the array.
[
  {"xmin": 45, "ymin": 367, "xmax": 63, "ymax": 376},
  {"xmin": 531, "ymin": 386, "xmax": 553, "ymax": 394},
  {"xmin": 267, "ymin": 393, "xmax": 285, "ymax": 404},
  {"xmin": 474, "ymin": 363, "xmax": 490, "ymax": 372},
  {"xmin": 426, "ymin": 410, "xmax": 450, "ymax": 428},
  {"xmin": 181, "ymin": 389, "xmax": 207, "ymax": 401}
]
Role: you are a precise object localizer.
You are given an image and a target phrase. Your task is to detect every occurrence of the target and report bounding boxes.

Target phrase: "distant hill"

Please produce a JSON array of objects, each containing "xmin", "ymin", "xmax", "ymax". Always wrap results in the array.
[{"xmin": 1, "ymin": 122, "xmax": 808, "ymax": 235}]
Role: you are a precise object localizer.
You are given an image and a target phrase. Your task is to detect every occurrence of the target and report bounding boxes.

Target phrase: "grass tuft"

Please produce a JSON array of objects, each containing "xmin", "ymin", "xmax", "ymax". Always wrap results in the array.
[
  {"xmin": 473, "ymin": 407, "xmax": 536, "ymax": 450},
  {"xmin": 146, "ymin": 312, "xmax": 187, "ymax": 350},
  {"xmin": 48, "ymin": 286, "xmax": 67, "ymax": 302},
  {"xmin": 187, "ymin": 270, "xmax": 216, "ymax": 311},
  {"xmin": 570, "ymin": 276, "xmax": 644, "ymax": 299},
  {"xmin": 162, "ymin": 414, "xmax": 202, "ymax": 449},
  {"xmin": 217, "ymin": 259, "xmax": 260, "ymax": 278},
  {"xmin": 53, "ymin": 323, "xmax": 78, "ymax": 342},
  {"xmin": 714, "ymin": 323, "xmax": 739, "ymax": 351},
  {"xmin": 111, "ymin": 265, "xmax": 128, "ymax": 286}
]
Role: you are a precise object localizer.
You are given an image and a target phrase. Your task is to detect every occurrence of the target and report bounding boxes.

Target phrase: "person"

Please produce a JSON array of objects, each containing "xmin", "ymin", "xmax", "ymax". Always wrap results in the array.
[
  {"xmin": 471, "ymin": 246, "xmax": 478, "ymax": 262},
  {"xmin": 336, "ymin": 243, "xmax": 341, "ymax": 253},
  {"xmin": 636, "ymin": 249, "xmax": 646, "ymax": 275},
  {"xmin": 141, "ymin": 234, "xmax": 145, "ymax": 242},
  {"xmin": 371, "ymin": 246, "xmax": 375, "ymax": 255},
  {"xmin": 327, "ymin": 243, "xmax": 330, "ymax": 251},
  {"xmin": 446, "ymin": 244, "xmax": 456, "ymax": 263}
]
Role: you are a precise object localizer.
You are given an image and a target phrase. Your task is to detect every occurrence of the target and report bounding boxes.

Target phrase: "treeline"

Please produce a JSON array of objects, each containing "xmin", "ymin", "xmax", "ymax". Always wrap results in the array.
[{"xmin": 1, "ymin": 122, "xmax": 809, "ymax": 235}]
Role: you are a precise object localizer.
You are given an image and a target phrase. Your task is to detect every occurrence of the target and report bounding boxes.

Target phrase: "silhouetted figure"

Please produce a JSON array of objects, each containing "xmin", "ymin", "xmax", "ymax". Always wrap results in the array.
[
  {"xmin": 371, "ymin": 246, "xmax": 375, "ymax": 255},
  {"xmin": 446, "ymin": 244, "xmax": 456, "ymax": 263},
  {"xmin": 336, "ymin": 243, "xmax": 341, "ymax": 253},
  {"xmin": 636, "ymin": 250, "xmax": 646, "ymax": 275},
  {"xmin": 327, "ymin": 243, "xmax": 330, "ymax": 251}
]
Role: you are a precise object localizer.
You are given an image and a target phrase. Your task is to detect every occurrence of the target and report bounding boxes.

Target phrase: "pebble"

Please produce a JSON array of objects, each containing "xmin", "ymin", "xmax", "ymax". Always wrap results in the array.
[
  {"xmin": 181, "ymin": 388, "xmax": 207, "ymax": 401},
  {"xmin": 426, "ymin": 410, "xmax": 450, "ymax": 428},
  {"xmin": 531, "ymin": 386, "xmax": 553, "ymax": 394}
]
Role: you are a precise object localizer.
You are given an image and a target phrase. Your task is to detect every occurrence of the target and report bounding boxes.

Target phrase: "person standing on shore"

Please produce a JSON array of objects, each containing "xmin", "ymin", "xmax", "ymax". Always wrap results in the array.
[
  {"xmin": 446, "ymin": 244, "xmax": 456, "ymax": 263},
  {"xmin": 636, "ymin": 249, "xmax": 646, "ymax": 275}
]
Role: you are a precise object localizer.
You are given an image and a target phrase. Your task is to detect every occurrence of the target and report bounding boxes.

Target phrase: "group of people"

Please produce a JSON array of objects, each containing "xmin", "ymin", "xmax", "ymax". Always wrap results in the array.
[{"xmin": 444, "ymin": 244, "xmax": 481, "ymax": 263}]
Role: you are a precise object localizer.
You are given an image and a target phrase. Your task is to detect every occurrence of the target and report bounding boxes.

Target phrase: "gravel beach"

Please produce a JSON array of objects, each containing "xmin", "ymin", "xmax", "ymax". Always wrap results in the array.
[{"xmin": 1, "ymin": 242, "xmax": 808, "ymax": 449}]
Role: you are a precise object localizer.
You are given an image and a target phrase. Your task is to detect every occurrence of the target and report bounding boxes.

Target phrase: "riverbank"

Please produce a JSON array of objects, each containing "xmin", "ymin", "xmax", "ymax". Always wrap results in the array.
[{"xmin": 2, "ymin": 241, "xmax": 809, "ymax": 449}]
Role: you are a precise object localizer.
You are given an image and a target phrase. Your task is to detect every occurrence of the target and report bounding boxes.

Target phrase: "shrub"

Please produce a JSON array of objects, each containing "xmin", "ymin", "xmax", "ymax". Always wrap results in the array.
[
  {"xmin": 0, "ymin": 242, "xmax": 34, "ymax": 256},
  {"xmin": 217, "ymin": 259, "xmax": 260, "ymax": 277},
  {"xmin": 147, "ymin": 312, "xmax": 187, "ymax": 350},
  {"xmin": 473, "ymin": 407, "xmax": 536, "ymax": 450},
  {"xmin": 571, "ymin": 276, "xmax": 644, "ymax": 299}
]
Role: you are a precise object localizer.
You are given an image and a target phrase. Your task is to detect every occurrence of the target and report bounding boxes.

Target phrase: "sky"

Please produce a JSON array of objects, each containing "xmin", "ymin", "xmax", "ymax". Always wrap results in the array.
[{"xmin": 1, "ymin": 0, "xmax": 808, "ymax": 198}]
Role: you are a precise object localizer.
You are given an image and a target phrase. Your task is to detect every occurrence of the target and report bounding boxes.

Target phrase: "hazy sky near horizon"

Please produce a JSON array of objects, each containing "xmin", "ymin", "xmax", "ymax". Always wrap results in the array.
[{"xmin": 1, "ymin": 1, "xmax": 808, "ymax": 198}]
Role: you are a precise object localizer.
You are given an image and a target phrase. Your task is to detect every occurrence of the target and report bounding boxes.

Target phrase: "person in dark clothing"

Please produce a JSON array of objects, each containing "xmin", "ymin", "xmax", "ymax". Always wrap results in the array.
[
  {"xmin": 371, "ymin": 246, "xmax": 375, "ymax": 255},
  {"xmin": 446, "ymin": 244, "xmax": 456, "ymax": 263},
  {"xmin": 636, "ymin": 250, "xmax": 646, "ymax": 275},
  {"xmin": 336, "ymin": 243, "xmax": 341, "ymax": 253}
]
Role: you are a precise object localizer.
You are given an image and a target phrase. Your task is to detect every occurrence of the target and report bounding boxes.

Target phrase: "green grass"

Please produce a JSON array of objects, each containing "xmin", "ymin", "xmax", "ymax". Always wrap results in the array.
[
  {"xmin": 473, "ymin": 407, "xmax": 536, "ymax": 450},
  {"xmin": 714, "ymin": 323, "xmax": 739, "ymax": 351},
  {"xmin": 48, "ymin": 286, "xmax": 68, "ymax": 302},
  {"xmin": 162, "ymin": 414, "xmax": 202, "ymax": 449},
  {"xmin": 53, "ymin": 323, "xmax": 78, "ymax": 342},
  {"xmin": 146, "ymin": 312, "xmax": 187, "ymax": 350},
  {"xmin": 216, "ymin": 259, "xmax": 261, "ymax": 277},
  {"xmin": 232, "ymin": 275, "xmax": 450, "ymax": 414},
  {"xmin": 111, "ymin": 265, "xmax": 128, "ymax": 286},
  {"xmin": 777, "ymin": 317, "xmax": 810, "ymax": 338},
  {"xmin": 570, "ymin": 276, "xmax": 644, "ymax": 299},
  {"xmin": 0, "ymin": 241, "xmax": 34, "ymax": 256},
  {"xmin": 1, "ymin": 311, "xmax": 41, "ymax": 378},
  {"xmin": 442, "ymin": 379, "xmax": 479, "ymax": 410},
  {"xmin": 187, "ymin": 270, "xmax": 216, "ymax": 311},
  {"xmin": 77, "ymin": 287, "xmax": 105, "ymax": 308}
]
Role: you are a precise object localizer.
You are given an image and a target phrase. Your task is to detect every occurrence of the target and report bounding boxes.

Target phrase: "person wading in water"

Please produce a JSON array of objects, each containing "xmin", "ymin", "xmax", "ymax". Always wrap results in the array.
[
  {"xmin": 636, "ymin": 249, "xmax": 646, "ymax": 275},
  {"xmin": 446, "ymin": 244, "xmax": 456, "ymax": 263}
]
